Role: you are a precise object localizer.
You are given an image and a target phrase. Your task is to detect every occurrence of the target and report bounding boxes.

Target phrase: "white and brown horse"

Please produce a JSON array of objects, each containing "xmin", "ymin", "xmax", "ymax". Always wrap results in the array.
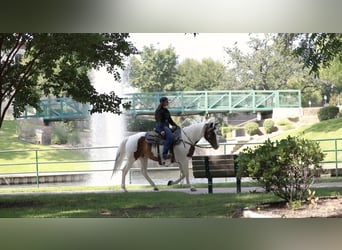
[{"xmin": 111, "ymin": 121, "xmax": 219, "ymax": 192}]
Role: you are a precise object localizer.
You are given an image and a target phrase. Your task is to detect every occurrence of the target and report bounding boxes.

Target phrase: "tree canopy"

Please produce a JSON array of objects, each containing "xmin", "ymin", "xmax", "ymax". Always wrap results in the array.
[
  {"xmin": 279, "ymin": 33, "xmax": 342, "ymax": 77},
  {"xmin": 224, "ymin": 34, "xmax": 310, "ymax": 90},
  {"xmin": 127, "ymin": 45, "xmax": 178, "ymax": 92},
  {"xmin": 127, "ymin": 46, "xmax": 228, "ymax": 92},
  {"xmin": 175, "ymin": 58, "xmax": 228, "ymax": 91},
  {"xmin": 0, "ymin": 33, "xmax": 137, "ymax": 128}
]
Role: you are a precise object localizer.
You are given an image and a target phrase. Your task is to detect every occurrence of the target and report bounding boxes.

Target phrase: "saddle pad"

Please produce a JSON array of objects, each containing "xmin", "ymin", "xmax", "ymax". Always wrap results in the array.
[
  {"xmin": 145, "ymin": 127, "xmax": 182, "ymax": 145},
  {"xmin": 145, "ymin": 131, "xmax": 164, "ymax": 145}
]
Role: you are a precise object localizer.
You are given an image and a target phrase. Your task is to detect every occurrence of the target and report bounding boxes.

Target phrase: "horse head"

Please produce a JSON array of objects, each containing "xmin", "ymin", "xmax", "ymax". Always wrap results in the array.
[{"xmin": 203, "ymin": 122, "xmax": 219, "ymax": 149}]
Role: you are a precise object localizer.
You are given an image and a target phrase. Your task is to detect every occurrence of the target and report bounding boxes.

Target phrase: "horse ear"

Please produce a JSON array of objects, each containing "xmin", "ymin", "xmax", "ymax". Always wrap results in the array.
[
  {"xmin": 208, "ymin": 122, "xmax": 217, "ymax": 131},
  {"xmin": 210, "ymin": 122, "xmax": 219, "ymax": 128}
]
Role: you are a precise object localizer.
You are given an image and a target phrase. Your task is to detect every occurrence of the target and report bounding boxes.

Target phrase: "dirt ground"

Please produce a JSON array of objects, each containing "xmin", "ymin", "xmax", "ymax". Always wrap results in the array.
[{"xmin": 241, "ymin": 196, "xmax": 342, "ymax": 218}]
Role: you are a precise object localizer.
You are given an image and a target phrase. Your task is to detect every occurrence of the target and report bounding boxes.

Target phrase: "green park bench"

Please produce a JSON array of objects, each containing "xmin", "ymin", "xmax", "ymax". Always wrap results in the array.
[{"xmin": 192, "ymin": 154, "xmax": 243, "ymax": 194}]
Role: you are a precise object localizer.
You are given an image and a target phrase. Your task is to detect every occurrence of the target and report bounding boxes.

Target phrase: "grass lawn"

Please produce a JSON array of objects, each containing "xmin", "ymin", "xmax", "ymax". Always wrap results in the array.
[
  {"xmin": 0, "ymin": 186, "xmax": 340, "ymax": 218},
  {"xmin": 270, "ymin": 117, "xmax": 342, "ymax": 162},
  {"xmin": 275, "ymin": 117, "xmax": 342, "ymax": 140},
  {"xmin": 0, "ymin": 120, "xmax": 90, "ymax": 173}
]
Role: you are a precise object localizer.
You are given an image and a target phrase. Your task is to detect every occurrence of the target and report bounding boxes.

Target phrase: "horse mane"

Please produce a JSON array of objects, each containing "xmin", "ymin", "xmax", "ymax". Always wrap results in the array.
[
  {"xmin": 182, "ymin": 121, "xmax": 207, "ymax": 142},
  {"xmin": 182, "ymin": 121, "xmax": 205, "ymax": 132},
  {"xmin": 182, "ymin": 119, "xmax": 215, "ymax": 131}
]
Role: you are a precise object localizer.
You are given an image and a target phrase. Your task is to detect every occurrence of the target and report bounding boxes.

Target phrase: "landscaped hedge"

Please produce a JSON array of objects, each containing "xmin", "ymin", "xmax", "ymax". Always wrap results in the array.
[
  {"xmin": 263, "ymin": 119, "xmax": 275, "ymax": 134},
  {"xmin": 244, "ymin": 121, "xmax": 260, "ymax": 135},
  {"xmin": 318, "ymin": 106, "xmax": 339, "ymax": 121},
  {"xmin": 221, "ymin": 126, "xmax": 239, "ymax": 138}
]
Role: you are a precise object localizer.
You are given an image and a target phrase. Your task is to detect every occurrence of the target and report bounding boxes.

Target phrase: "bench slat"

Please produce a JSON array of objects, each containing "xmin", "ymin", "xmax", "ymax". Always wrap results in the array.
[
  {"xmin": 193, "ymin": 169, "xmax": 236, "ymax": 178},
  {"xmin": 192, "ymin": 160, "xmax": 235, "ymax": 170},
  {"xmin": 192, "ymin": 155, "xmax": 234, "ymax": 161}
]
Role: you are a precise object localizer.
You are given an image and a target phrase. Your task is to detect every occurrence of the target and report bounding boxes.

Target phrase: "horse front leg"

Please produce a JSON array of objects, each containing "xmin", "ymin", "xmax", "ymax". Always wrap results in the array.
[
  {"xmin": 140, "ymin": 158, "xmax": 159, "ymax": 191},
  {"xmin": 167, "ymin": 171, "xmax": 185, "ymax": 186},
  {"xmin": 167, "ymin": 161, "xmax": 196, "ymax": 192},
  {"xmin": 185, "ymin": 171, "xmax": 197, "ymax": 192}
]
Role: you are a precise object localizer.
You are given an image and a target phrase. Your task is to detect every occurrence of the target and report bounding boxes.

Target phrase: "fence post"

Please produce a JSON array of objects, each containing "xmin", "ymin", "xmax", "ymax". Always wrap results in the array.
[
  {"xmin": 35, "ymin": 150, "xmax": 40, "ymax": 188},
  {"xmin": 335, "ymin": 139, "xmax": 338, "ymax": 177}
]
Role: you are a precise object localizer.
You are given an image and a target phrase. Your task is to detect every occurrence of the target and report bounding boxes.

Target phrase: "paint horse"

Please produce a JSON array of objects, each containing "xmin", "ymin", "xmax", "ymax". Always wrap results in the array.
[{"xmin": 111, "ymin": 121, "xmax": 219, "ymax": 192}]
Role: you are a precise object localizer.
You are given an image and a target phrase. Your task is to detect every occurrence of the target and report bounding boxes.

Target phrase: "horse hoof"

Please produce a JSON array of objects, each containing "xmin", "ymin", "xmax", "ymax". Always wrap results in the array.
[
  {"xmin": 167, "ymin": 180, "xmax": 173, "ymax": 186},
  {"xmin": 153, "ymin": 187, "xmax": 159, "ymax": 191},
  {"xmin": 190, "ymin": 187, "xmax": 197, "ymax": 192}
]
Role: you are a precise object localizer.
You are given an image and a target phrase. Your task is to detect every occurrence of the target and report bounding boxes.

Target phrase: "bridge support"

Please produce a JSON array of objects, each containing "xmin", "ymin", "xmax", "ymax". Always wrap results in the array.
[{"xmin": 257, "ymin": 112, "xmax": 262, "ymax": 121}]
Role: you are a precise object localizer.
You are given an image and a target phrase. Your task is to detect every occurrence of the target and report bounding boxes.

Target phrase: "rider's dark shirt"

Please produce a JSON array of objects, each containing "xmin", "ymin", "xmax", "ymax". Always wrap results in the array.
[{"xmin": 155, "ymin": 106, "xmax": 177, "ymax": 132}]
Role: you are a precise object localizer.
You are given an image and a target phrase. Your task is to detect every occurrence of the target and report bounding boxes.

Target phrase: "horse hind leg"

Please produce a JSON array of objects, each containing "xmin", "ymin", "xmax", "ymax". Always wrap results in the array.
[
  {"xmin": 139, "ymin": 158, "xmax": 159, "ymax": 191},
  {"xmin": 121, "ymin": 158, "xmax": 135, "ymax": 192}
]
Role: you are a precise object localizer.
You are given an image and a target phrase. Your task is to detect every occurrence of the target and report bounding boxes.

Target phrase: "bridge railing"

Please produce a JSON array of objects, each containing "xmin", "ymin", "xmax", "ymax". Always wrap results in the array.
[
  {"xmin": 124, "ymin": 90, "xmax": 301, "ymax": 115},
  {"xmin": 19, "ymin": 97, "xmax": 90, "ymax": 121}
]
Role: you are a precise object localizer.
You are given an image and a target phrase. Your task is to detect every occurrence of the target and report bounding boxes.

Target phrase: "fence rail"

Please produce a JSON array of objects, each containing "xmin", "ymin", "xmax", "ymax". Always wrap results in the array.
[{"xmin": 0, "ymin": 138, "xmax": 341, "ymax": 188}]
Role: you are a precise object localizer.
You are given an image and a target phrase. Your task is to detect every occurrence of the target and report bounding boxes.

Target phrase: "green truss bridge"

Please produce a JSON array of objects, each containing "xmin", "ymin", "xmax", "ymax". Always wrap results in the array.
[
  {"xmin": 124, "ymin": 89, "xmax": 302, "ymax": 116},
  {"xmin": 18, "ymin": 90, "xmax": 301, "ymax": 121},
  {"xmin": 18, "ymin": 97, "xmax": 90, "ymax": 122}
]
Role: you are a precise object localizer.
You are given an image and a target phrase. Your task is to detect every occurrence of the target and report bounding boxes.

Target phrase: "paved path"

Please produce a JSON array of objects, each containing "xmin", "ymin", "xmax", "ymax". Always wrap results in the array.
[{"xmin": 1, "ymin": 182, "xmax": 342, "ymax": 196}]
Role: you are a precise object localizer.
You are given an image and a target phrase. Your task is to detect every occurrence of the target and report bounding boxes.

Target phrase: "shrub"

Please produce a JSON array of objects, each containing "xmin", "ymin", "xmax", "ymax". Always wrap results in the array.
[
  {"xmin": 244, "ymin": 121, "xmax": 259, "ymax": 135},
  {"xmin": 68, "ymin": 131, "xmax": 81, "ymax": 145},
  {"xmin": 276, "ymin": 118, "xmax": 291, "ymax": 126},
  {"xmin": 236, "ymin": 136, "xmax": 325, "ymax": 202},
  {"xmin": 318, "ymin": 106, "xmax": 339, "ymax": 121},
  {"xmin": 288, "ymin": 116, "xmax": 299, "ymax": 122},
  {"xmin": 263, "ymin": 119, "xmax": 275, "ymax": 134},
  {"xmin": 51, "ymin": 125, "xmax": 68, "ymax": 144},
  {"xmin": 221, "ymin": 126, "xmax": 230, "ymax": 135},
  {"xmin": 221, "ymin": 126, "xmax": 239, "ymax": 138}
]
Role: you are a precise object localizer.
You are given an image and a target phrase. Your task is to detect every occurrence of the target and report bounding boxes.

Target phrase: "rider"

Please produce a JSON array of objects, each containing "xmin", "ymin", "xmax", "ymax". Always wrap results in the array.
[{"xmin": 154, "ymin": 96, "xmax": 178, "ymax": 160}]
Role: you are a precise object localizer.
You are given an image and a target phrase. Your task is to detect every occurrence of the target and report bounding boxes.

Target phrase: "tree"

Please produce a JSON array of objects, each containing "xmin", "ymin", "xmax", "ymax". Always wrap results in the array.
[
  {"xmin": 319, "ymin": 58, "xmax": 342, "ymax": 105},
  {"xmin": 175, "ymin": 58, "xmax": 201, "ymax": 91},
  {"xmin": 225, "ymin": 34, "xmax": 308, "ymax": 90},
  {"xmin": 127, "ymin": 45, "xmax": 178, "ymax": 92},
  {"xmin": 0, "ymin": 33, "xmax": 137, "ymax": 128},
  {"xmin": 279, "ymin": 33, "xmax": 342, "ymax": 77},
  {"xmin": 175, "ymin": 58, "xmax": 228, "ymax": 91}
]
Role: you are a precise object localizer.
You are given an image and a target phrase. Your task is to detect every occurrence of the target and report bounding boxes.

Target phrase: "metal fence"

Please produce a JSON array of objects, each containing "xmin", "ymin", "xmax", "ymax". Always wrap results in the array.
[{"xmin": 0, "ymin": 138, "xmax": 341, "ymax": 188}]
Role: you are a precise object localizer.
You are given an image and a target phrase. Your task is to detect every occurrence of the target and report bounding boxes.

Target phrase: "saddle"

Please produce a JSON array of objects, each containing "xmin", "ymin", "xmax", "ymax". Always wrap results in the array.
[
  {"xmin": 145, "ymin": 126, "xmax": 181, "ymax": 145},
  {"xmin": 145, "ymin": 126, "xmax": 181, "ymax": 164}
]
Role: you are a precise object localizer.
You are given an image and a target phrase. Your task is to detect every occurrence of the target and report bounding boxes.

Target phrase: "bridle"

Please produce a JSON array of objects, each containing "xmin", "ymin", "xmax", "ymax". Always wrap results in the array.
[{"xmin": 180, "ymin": 125, "xmax": 216, "ymax": 149}]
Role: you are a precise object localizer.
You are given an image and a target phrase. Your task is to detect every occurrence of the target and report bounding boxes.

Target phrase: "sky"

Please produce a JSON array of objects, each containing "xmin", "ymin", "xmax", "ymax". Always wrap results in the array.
[
  {"xmin": 128, "ymin": 33, "xmax": 253, "ymax": 63},
  {"xmin": 94, "ymin": 33, "xmax": 258, "ymax": 95}
]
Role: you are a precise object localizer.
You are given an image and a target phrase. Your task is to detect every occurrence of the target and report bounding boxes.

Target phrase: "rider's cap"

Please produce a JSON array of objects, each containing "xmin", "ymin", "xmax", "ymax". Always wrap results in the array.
[{"xmin": 159, "ymin": 97, "xmax": 168, "ymax": 103}]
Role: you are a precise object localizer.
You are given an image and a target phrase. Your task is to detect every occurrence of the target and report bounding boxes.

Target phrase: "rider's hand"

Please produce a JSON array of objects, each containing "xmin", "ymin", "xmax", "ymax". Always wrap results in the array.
[{"xmin": 160, "ymin": 131, "xmax": 165, "ymax": 137}]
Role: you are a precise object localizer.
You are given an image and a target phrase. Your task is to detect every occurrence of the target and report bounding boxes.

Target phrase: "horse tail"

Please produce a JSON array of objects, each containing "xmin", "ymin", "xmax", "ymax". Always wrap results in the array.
[{"xmin": 111, "ymin": 136, "xmax": 129, "ymax": 179}]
